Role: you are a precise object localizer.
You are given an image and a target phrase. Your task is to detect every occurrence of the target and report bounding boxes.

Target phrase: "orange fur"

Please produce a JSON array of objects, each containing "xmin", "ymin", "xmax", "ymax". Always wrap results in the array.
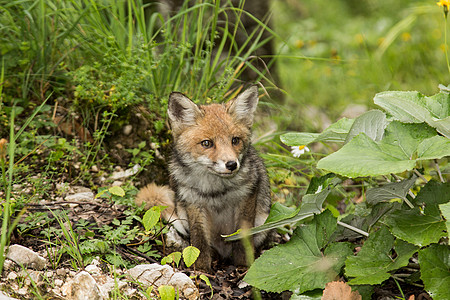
[{"xmin": 135, "ymin": 183, "xmax": 176, "ymax": 221}]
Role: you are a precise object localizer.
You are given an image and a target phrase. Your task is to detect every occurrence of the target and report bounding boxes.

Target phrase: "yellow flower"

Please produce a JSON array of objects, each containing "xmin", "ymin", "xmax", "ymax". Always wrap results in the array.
[
  {"xmin": 437, "ymin": 0, "xmax": 450, "ymax": 8},
  {"xmin": 437, "ymin": 0, "xmax": 450, "ymax": 16}
]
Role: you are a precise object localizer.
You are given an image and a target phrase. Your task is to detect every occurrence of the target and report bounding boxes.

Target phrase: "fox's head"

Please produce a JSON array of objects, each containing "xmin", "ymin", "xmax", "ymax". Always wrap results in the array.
[{"xmin": 168, "ymin": 86, "xmax": 259, "ymax": 177}]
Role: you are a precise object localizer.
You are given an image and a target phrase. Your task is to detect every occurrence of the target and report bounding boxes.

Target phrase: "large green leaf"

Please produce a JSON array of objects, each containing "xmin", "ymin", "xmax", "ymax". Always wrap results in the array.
[
  {"xmin": 244, "ymin": 210, "xmax": 353, "ymax": 293},
  {"xmin": 345, "ymin": 110, "xmax": 388, "ymax": 143},
  {"xmin": 385, "ymin": 181, "xmax": 448, "ymax": 246},
  {"xmin": 413, "ymin": 181, "xmax": 450, "ymax": 215},
  {"xmin": 345, "ymin": 226, "xmax": 418, "ymax": 285},
  {"xmin": 418, "ymin": 244, "xmax": 450, "ymax": 300},
  {"xmin": 384, "ymin": 208, "xmax": 446, "ymax": 247},
  {"xmin": 374, "ymin": 91, "xmax": 450, "ymax": 138},
  {"xmin": 365, "ymin": 176, "xmax": 416, "ymax": 206},
  {"xmin": 281, "ymin": 118, "xmax": 354, "ymax": 146},
  {"xmin": 317, "ymin": 122, "xmax": 450, "ymax": 177}
]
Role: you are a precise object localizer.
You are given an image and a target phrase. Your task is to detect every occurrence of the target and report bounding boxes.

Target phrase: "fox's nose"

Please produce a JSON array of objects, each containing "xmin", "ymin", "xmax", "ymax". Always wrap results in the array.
[{"xmin": 225, "ymin": 161, "xmax": 238, "ymax": 171}]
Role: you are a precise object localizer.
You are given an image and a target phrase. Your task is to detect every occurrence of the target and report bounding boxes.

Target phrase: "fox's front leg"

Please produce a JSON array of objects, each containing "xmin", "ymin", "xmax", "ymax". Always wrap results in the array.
[
  {"xmin": 186, "ymin": 206, "xmax": 212, "ymax": 272},
  {"xmin": 232, "ymin": 194, "xmax": 257, "ymax": 267}
]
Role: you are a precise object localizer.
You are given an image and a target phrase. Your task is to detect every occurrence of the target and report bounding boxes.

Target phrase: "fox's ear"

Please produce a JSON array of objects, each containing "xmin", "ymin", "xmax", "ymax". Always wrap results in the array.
[
  {"xmin": 168, "ymin": 92, "xmax": 202, "ymax": 134},
  {"xmin": 227, "ymin": 85, "xmax": 259, "ymax": 127}
]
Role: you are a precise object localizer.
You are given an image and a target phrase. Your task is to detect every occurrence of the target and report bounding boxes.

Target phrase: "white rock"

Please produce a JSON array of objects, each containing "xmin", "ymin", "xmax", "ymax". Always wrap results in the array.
[
  {"xmin": 16, "ymin": 288, "xmax": 27, "ymax": 296},
  {"xmin": 110, "ymin": 164, "xmax": 141, "ymax": 180},
  {"xmin": 85, "ymin": 264, "xmax": 101, "ymax": 275},
  {"xmin": 123, "ymin": 125, "xmax": 133, "ymax": 136},
  {"xmin": 6, "ymin": 245, "xmax": 47, "ymax": 270},
  {"xmin": 0, "ymin": 291, "xmax": 19, "ymax": 300},
  {"xmin": 2, "ymin": 259, "xmax": 14, "ymax": 270},
  {"xmin": 20, "ymin": 270, "xmax": 41, "ymax": 286},
  {"xmin": 65, "ymin": 191, "xmax": 94, "ymax": 202},
  {"xmin": 168, "ymin": 272, "xmax": 199, "ymax": 299},
  {"xmin": 99, "ymin": 276, "xmax": 127, "ymax": 295},
  {"xmin": 56, "ymin": 268, "xmax": 69, "ymax": 276},
  {"xmin": 238, "ymin": 280, "xmax": 249, "ymax": 289},
  {"xmin": 61, "ymin": 271, "xmax": 106, "ymax": 300},
  {"xmin": 127, "ymin": 264, "xmax": 198, "ymax": 300},
  {"xmin": 6, "ymin": 272, "xmax": 17, "ymax": 280},
  {"xmin": 54, "ymin": 279, "xmax": 64, "ymax": 287}
]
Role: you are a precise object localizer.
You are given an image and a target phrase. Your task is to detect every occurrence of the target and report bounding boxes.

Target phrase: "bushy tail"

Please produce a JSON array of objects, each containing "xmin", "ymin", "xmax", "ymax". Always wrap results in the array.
[
  {"xmin": 135, "ymin": 183, "xmax": 176, "ymax": 222},
  {"xmin": 135, "ymin": 183, "xmax": 189, "ymax": 240}
]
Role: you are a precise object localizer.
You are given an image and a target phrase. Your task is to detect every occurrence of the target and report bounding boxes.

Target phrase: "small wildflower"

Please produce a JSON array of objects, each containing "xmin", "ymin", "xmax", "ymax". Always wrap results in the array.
[
  {"xmin": 401, "ymin": 32, "xmax": 411, "ymax": 42},
  {"xmin": 0, "ymin": 138, "xmax": 7, "ymax": 160},
  {"xmin": 291, "ymin": 145, "xmax": 310, "ymax": 158},
  {"xmin": 437, "ymin": 0, "xmax": 450, "ymax": 16}
]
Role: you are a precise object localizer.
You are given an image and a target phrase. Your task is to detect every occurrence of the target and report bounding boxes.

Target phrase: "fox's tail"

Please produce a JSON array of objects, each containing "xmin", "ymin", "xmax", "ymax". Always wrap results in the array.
[
  {"xmin": 135, "ymin": 183, "xmax": 176, "ymax": 221},
  {"xmin": 135, "ymin": 183, "xmax": 189, "ymax": 238}
]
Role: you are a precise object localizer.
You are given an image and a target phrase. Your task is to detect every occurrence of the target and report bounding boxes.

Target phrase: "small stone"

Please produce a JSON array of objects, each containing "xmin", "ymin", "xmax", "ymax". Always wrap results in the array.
[
  {"xmin": 54, "ymin": 279, "xmax": 64, "ymax": 287},
  {"xmin": 127, "ymin": 264, "xmax": 199, "ymax": 300},
  {"xmin": 85, "ymin": 264, "xmax": 101, "ymax": 275},
  {"xmin": 110, "ymin": 164, "xmax": 140, "ymax": 180},
  {"xmin": 65, "ymin": 191, "xmax": 94, "ymax": 202},
  {"xmin": 6, "ymin": 245, "xmax": 47, "ymax": 270},
  {"xmin": 238, "ymin": 280, "xmax": 249, "ymax": 289},
  {"xmin": 123, "ymin": 125, "xmax": 133, "ymax": 136},
  {"xmin": 17, "ymin": 287, "xmax": 28, "ymax": 296},
  {"xmin": 56, "ymin": 268, "xmax": 68, "ymax": 276},
  {"xmin": 3, "ymin": 259, "xmax": 14, "ymax": 271},
  {"xmin": 99, "ymin": 276, "xmax": 127, "ymax": 295},
  {"xmin": 7, "ymin": 271, "xmax": 17, "ymax": 280},
  {"xmin": 61, "ymin": 271, "xmax": 106, "ymax": 300}
]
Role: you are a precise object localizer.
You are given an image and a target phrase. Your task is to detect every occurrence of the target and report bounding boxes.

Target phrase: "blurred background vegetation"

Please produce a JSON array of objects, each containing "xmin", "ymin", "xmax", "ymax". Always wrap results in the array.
[{"xmin": 274, "ymin": 0, "xmax": 448, "ymax": 131}]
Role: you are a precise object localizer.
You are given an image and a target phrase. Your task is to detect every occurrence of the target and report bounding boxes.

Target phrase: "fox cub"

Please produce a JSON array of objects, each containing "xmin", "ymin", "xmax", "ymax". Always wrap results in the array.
[{"xmin": 136, "ymin": 86, "xmax": 271, "ymax": 271}]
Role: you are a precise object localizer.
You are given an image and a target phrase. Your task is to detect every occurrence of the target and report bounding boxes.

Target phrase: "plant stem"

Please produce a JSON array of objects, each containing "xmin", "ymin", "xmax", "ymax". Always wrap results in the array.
[
  {"xmin": 445, "ymin": 14, "xmax": 450, "ymax": 75},
  {"xmin": 413, "ymin": 169, "xmax": 428, "ymax": 183},
  {"xmin": 337, "ymin": 221, "xmax": 369, "ymax": 237},
  {"xmin": 433, "ymin": 160, "xmax": 445, "ymax": 183},
  {"xmin": 0, "ymin": 107, "xmax": 16, "ymax": 273}
]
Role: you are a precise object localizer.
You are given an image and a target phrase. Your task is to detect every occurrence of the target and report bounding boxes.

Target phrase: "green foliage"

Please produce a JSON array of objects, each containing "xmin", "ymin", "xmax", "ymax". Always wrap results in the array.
[
  {"xmin": 158, "ymin": 285, "xmax": 176, "ymax": 300},
  {"xmin": 226, "ymin": 176, "xmax": 341, "ymax": 241},
  {"xmin": 284, "ymin": 98, "xmax": 450, "ymax": 177},
  {"xmin": 345, "ymin": 226, "xmax": 418, "ymax": 285},
  {"xmin": 109, "ymin": 186, "xmax": 126, "ymax": 197},
  {"xmin": 245, "ymin": 210, "xmax": 353, "ymax": 293},
  {"xmin": 182, "ymin": 246, "xmax": 200, "ymax": 268},
  {"xmin": 142, "ymin": 206, "xmax": 164, "ymax": 232},
  {"xmin": 374, "ymin": 90, "xmax": 450, "ymax": 138},
  {"xmin": 247, "ymin": 87, "xmax": 449, "ymax": 298},
  {"xmin": 384, "ymin": 181, "xmax": 449, "ymax": 247},
  {"xmin": 418, "ymin": 244, "xmax": 450, "ymax": 300},
  {"xmin": 161, "ymin": 252, "xmax": 182, "ymax": 267}
]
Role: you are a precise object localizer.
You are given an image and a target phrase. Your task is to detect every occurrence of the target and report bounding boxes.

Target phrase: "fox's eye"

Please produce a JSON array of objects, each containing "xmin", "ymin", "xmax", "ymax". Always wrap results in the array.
[
  {"xmin": 232, "ymin": 137, "xmax": 240, "ymax": 146},
  {"xmin": 200, "ymin": 140, "xmax": 214, "ymax": 148}
]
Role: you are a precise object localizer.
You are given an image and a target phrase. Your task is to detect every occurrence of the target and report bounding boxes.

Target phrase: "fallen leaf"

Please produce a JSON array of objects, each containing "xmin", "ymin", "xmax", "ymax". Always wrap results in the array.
[{"xmin": 322, "ymin": 281, "xmax": 361, "ymax": 300}]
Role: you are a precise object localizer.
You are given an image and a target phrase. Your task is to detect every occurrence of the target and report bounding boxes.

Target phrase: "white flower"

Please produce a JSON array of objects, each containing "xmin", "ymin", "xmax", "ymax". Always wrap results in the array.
[{"xmin": 290, "ymin": 145, "xmax": 310, "ymax": 157}]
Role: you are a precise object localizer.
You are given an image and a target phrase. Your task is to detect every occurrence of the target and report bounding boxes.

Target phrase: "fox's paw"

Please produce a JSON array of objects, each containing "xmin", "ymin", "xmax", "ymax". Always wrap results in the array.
[{"xmin": 194, "ymin": 254, "xmax": 212, "ymax": 273}]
